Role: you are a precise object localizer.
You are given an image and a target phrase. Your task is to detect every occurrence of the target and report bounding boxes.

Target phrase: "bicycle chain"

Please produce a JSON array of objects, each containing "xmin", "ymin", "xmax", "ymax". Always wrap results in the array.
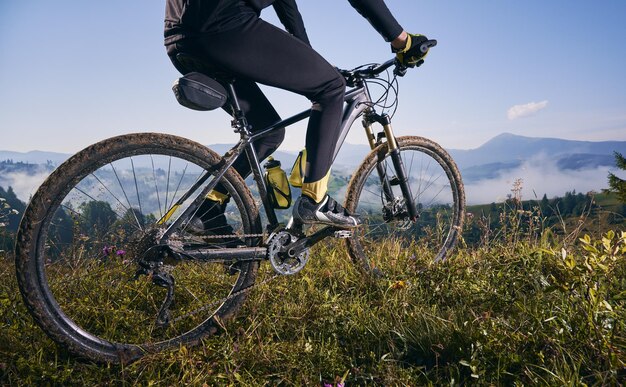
[{"xmin": 194, "ymin": 232, "xmax": 266, "ymax": 240}]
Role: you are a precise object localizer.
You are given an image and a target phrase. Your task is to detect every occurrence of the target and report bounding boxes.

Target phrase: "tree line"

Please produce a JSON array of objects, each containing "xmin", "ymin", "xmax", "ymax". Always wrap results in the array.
[{"xmin": 463, "ymin": 190, "xmax": 626, "ymax": 246}]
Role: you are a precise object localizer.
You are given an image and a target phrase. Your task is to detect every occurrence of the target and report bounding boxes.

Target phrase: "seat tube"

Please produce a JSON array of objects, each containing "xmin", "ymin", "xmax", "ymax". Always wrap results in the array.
[
  {"xmin": 245, "ymin": 142, "xmax": 279, "ymax": 227},
  {"xmin": 228, "ymin": 82, "xmax": 279, "ymax": 227}
]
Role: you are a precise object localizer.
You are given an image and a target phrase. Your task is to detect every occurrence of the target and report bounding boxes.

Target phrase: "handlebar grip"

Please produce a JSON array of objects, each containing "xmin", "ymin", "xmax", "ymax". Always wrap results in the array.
[{"xmin": 420, "ymin": 39, "xmax": 438, "ymax": 53}]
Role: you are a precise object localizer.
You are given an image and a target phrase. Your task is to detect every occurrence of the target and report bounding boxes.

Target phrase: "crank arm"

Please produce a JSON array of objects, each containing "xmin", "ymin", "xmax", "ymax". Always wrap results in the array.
[{"xmin": 283, "ymin": 226, "xmax": 337, "ymax": 257}]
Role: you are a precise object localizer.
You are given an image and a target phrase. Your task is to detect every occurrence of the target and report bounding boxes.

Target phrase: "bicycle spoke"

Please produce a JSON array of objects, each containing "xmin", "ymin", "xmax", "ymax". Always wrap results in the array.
[
  {"xmin": 151, "ymin": 155, "xmax": 163, "ymax": 220},
  {"xmin": 164, "ymin": 156, "xmax": 172, "ymax": 218},
  {"xmin": 130, "ymin": 158, "xmax": 144, "ymax": 222},
  {"xmin": 90, "ymin": 172, "xmax": 131, "ymax": 216},
  {"xmin": 110, "ymin": 162, "xmax": 143, "ymax": 230}
]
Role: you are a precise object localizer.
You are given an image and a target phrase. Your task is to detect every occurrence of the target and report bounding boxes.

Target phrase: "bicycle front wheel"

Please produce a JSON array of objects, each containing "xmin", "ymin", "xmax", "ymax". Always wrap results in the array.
[
  {"xmin": 345, "ymin": 136, "xmax": 465, "ymax": 274},
  {"xmin": 15, "ymin": 133, "xmax": 261, "ymax": 363}
]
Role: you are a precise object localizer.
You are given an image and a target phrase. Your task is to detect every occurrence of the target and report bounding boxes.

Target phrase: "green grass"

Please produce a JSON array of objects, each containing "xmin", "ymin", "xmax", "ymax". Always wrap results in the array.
[{"xmin": 1, "ymin": 230, "xmax": 625, "ymax": 385}]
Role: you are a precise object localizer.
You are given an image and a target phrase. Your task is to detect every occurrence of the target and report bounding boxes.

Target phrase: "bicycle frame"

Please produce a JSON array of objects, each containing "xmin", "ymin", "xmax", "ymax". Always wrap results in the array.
[{"xmin": 160, "ymin": 65, "xmax": 417, "ymax": 261}]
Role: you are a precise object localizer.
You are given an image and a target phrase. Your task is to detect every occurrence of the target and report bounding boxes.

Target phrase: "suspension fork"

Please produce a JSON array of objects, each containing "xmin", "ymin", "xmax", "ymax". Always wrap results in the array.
[
  {"xmin": 364, "ymin": 120, "xmax": 394, "ymax": 202},
  {"xmin": 364, "ymin": 113, "xmax": 419, "ymax": 221}
]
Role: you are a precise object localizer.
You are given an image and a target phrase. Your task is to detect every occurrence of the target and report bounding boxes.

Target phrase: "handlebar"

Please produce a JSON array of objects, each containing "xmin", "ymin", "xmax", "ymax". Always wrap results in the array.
[{"xmin": 338, "ymin": 39, "xmax": 437, "ymax": 84}]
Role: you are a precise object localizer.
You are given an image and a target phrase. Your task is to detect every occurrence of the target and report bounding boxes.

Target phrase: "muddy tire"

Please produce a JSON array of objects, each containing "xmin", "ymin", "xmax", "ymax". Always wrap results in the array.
[{"xmin": 345, "ymin": 136, "xmax": 465, "ymax": 274}]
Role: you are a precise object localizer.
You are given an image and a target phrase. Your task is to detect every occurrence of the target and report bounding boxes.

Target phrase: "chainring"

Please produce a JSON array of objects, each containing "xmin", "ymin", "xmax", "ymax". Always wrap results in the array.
[{"xmin": 267, "ymin": 230, "xmax": 310, "ymax": 275}]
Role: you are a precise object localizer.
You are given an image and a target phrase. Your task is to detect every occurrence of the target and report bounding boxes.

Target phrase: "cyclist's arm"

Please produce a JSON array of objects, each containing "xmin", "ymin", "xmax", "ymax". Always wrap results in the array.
[
  {"xmin": 347, "ymin": 0, "xmax": 406, "ymax": 43},
  {"xmin": 273, "ymin": 0, "xmax": 311, "ymax": 46}
]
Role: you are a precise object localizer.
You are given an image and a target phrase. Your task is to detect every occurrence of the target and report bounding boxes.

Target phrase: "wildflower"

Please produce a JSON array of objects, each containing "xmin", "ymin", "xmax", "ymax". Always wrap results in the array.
[
  {"xmin": 102, "ymin": 245, "xmax": 113, "ymax": 255},
  {"xmin": 116, "ymin": 249, "xmax": 126, "ymax": 256},
  {"xmin": 391, "ymin": 280, "xmax": 406, "ymax": 289}
]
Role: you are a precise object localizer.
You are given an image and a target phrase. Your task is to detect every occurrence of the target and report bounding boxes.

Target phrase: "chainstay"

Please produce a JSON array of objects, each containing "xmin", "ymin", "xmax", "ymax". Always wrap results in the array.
[{"xmin": 170, "ymin": 271, "xmax": 282, "ymax": 323}]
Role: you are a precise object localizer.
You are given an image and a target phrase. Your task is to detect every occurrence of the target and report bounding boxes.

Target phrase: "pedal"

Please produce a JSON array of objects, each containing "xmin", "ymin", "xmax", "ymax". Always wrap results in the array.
[
  {"xmin": 397, "ymin": 220, "xmax": 413, "ymax": 231},
  {"xmin": 333, "ymin": 230, "xmax": 353, "ymax": 239}
]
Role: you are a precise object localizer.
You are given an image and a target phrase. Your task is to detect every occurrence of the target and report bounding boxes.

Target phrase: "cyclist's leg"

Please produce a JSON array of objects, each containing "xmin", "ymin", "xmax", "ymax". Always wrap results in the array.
[
  {"xmin": 189, "ymin": 18, "xmax": 345, "ymax": 190},
  {"xmin": 175, "ymin": 17, "xmax": 357, "ymax": 226}
]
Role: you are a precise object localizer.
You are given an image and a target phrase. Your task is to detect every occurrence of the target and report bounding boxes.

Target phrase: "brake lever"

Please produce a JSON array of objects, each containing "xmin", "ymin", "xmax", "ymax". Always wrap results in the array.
[{"xmin": 394, "ymin": 64, "xmax": 408, "ymax": 77}]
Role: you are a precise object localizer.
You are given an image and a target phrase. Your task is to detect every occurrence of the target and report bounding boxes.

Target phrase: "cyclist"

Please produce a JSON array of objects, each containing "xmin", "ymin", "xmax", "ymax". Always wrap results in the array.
[{"xmin": 164, "ymin": 0, "xmax": 430, "ymax": 231}]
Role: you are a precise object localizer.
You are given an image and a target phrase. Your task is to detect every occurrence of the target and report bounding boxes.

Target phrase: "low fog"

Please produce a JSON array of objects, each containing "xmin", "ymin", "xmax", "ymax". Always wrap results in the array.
[
  {"xmin": 0, "ymin": 171, "xmax": 50, "ymax": 202},
  {"xmin": 464, "ymin": 156, "xmax": 615, "ymax": 205},
  {"xmin": 1, "ymin": 156, "xmax": 621, "ymax": 207}
]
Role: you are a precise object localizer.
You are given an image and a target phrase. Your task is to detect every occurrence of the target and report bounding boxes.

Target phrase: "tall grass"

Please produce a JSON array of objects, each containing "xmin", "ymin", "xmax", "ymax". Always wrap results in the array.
[{"xmin": 1, "ymin": 223, "xmax": 625, "ymax": 385}]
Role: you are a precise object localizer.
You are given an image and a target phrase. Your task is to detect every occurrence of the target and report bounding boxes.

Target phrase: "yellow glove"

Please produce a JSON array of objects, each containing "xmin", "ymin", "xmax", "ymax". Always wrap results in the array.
[{"xmin": 393, "ymin": 33, "xmax": 430, "ymax": 68}]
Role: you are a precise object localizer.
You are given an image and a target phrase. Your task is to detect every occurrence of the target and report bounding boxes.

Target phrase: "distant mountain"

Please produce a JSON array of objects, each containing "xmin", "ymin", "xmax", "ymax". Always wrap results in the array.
[
  {"xmin": 448, "ymin": 132, "xmax": 626, "ymax": 169},
  {"xmin": 443, "ymin": 133, "xmax": 626, "ymax": 184},
  {"xmin": 0, "ymin": 150, "xmax": 70, "ymax": 165}
]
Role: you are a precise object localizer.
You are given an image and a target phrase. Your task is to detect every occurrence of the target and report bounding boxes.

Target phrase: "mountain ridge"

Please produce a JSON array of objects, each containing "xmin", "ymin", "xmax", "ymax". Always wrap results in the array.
[
  {"xmin": 447, "ymin": 132, "xmax": 626, "ymax": 169},
  {"xmin": 2, "ymin": 133, "xmax": 625, "ymax": 179}
]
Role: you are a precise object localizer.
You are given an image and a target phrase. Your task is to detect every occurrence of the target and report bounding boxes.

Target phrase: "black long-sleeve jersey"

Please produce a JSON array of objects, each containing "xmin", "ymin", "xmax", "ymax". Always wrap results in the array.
[{"xmin": 164, "ymin": 0, "xmax": 403, "ymax": 47}]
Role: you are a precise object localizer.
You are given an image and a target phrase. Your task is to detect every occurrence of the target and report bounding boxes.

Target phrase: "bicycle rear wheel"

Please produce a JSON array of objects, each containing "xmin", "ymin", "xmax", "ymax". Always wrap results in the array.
[
  {"xmin": 15, "ymin": 133, "xmax": 261, "ymax": 363},
  {"xmin": 345, "ymin": 136, "xmax": 465, "ymax": 274}
]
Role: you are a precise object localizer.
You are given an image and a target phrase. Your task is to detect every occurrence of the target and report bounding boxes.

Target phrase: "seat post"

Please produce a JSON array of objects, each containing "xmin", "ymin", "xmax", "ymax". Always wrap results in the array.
[{"xmin": 226, "ymin": 82, "xmax": 251, "ymax": 136}]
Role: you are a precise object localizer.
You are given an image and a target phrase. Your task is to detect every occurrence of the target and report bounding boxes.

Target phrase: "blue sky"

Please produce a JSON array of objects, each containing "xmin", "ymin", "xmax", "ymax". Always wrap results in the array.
[{"xmin": 1, "ymin": 1, "xmax": 625, "ymax": 153}]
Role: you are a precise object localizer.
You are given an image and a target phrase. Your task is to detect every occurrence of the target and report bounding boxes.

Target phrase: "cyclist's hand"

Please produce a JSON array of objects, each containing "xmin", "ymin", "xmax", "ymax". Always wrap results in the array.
[{"xmin": 392, "ymin": 33, "xmax": 430, "ymax": 68}]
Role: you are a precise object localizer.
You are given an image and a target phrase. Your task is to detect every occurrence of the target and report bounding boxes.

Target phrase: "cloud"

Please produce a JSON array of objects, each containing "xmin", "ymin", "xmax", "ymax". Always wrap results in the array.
[{"xmin": 507, "ymin": 100, "xmax": 549, "ymax": 120}]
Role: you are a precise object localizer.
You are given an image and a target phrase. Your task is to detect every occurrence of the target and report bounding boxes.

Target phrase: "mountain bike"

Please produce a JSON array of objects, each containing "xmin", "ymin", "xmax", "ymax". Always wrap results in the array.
[{"xmin": 15, "ymin": 39, "xmax": 465, "ymax": 364}]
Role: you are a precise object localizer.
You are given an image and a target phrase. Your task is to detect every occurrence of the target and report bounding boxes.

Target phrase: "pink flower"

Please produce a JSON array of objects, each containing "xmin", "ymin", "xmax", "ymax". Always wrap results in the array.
[{"xmin": 116, "ymin": 249, "xmax": 126, "ymax": 256}]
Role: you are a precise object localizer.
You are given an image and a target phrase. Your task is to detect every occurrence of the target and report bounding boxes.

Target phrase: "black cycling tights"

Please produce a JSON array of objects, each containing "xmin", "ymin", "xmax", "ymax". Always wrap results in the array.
[{"xmin": 168, "ymin": 16, "xmax": 346, "ymax": 184}]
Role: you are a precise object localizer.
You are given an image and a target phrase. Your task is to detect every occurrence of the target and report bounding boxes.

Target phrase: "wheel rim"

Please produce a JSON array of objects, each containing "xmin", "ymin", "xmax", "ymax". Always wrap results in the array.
[
  {"xmin": 35, "ymin": 148, "xmax": 254, "ymax": 347},
  {"xmin": 350, "ymin": 143, "xmax": 462, "ymax": 274}
]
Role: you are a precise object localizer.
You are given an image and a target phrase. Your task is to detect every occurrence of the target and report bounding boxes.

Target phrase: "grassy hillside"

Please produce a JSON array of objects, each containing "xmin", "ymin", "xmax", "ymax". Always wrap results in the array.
[
  {"xmin": 1, "ymin": 227, "xmax": 625, "ymax": 385},
  {"xmin": 465, "ymin": 191, "xmax": 626, "ymax": 247}
]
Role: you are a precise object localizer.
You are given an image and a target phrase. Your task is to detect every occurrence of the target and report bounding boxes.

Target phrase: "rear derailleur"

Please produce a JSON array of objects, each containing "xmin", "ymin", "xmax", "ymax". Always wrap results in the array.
[{"xmin": 131, "ymin": 227, "xmax": 184, "ymax": 327}]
